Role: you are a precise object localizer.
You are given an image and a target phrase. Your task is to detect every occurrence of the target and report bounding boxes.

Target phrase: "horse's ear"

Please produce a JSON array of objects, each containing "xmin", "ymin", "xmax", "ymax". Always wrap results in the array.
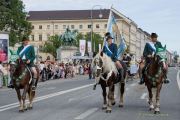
[{"xmin": 100, "ymin": 51, "xmax": 103, "ymax": 57}]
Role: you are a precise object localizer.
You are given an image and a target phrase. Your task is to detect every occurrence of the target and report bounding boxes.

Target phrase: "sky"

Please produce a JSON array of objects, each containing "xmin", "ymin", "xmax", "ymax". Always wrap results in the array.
[{"xmin": 22, "ymin": 0, "xmax": 180, "ymax": 54}]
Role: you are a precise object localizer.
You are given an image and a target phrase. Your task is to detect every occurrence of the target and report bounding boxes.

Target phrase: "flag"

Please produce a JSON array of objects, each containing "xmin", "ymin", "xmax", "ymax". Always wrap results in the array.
[
  {"xmin": 117, "ymin": 34, "xmax": 127, "ymax": 58},
  {"xmin": 79, "ymin": 40, "xmax": 86, "ymax": 56},
  {"xmin": 87, "ymin": 41, "xmax": 92, "ymax": 53},
  {"xmin": 103, "ymin": 9, "xmax": 127, "ymax": 59}
]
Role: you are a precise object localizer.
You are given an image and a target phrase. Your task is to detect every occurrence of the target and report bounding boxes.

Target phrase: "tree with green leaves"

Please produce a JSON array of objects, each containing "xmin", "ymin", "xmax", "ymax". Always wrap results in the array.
[
  {"xmin": 84, "ymin": 32, "xmax": 103, "ymax": 52},
  {"xmin": 43, "ymin": 35, "xmax": 61, "ymax": 58},
  {"xmin": 0, "ymin": 0, "xmax": 32, "ymax": 46}
]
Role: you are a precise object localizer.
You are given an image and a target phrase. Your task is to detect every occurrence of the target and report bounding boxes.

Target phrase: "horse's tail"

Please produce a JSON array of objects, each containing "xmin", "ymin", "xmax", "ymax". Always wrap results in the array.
[{"xmin": 35, "ymin": 66, "xmax": 40, "ymax": 86}]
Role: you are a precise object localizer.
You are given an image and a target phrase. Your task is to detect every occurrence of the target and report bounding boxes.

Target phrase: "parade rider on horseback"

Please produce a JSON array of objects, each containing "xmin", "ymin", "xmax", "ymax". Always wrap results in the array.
[
  {"xmin": 8, "ymin": 36, "xmax": 38, "ymax": 91},
  {"xmin": 103, "ymin": 32, "xmax": 124, "ymax": 81},
  {"xmin": 139, "ymin": 33, "xmax": 169, "ymax": 85}
]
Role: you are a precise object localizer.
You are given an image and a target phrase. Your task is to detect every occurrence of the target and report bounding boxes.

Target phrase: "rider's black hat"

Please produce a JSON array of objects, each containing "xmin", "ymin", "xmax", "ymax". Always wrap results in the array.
[
  {"xmin": 105, "ymin": 32, "xmax": 111, "ymax": 37},
  {"xmin": 105, "ymin": 32, "xmax": 113, "ymax": 41},
  {"xmin": 151, "ymin": 33, "xmax": 158, "ymax": 38}
]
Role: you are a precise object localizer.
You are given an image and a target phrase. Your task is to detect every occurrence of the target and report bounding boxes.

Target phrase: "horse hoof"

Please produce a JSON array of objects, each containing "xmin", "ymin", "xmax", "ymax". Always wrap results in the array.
[
  {"xmin": 149, "ymin": 108, "xmax": 153, "ymax": 111},
  {"xmin": 106, "ymin": 110, "xmax": 111, "ymax": 113},
  {"xmin": 112, "ymin": 102, "xmax": 116, "ymax": 106},
  {"xmin": 102, "ymin": 107, "xmax": 107, "ymax": 110},
  {"xmin": 119, "ymin": 104, "xmax": 124, "ymax": 108},
  {"xmin": 19, "ymin": 110, "xmax": 24, "ymax": 113},
  {"xmin": 28, "ymin": 107, "xmax": 33, "ymax": 110},
  {"xmin": 154, "ymin": 111, "xmax": 160, "ymax": 114}
]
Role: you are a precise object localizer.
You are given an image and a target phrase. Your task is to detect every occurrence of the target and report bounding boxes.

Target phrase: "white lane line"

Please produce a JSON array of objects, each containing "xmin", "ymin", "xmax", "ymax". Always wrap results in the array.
[
  {"xmin": 0, "ymin": 84, "xmax": 94, "ymax": 112},
  {"xmin": 0, "ymin": 102, "xmax": 19, "ymax": 109},
  {"xmin": 74, "ymin": 108, "xmax": 98, "ymax": 120},
  {"xmin": 177, "ymin": 70, "xmax": 180, "ymax": 91},
  {"xmin": 140, "ymin": 93, "xmax": 147, "ymax": 99}
]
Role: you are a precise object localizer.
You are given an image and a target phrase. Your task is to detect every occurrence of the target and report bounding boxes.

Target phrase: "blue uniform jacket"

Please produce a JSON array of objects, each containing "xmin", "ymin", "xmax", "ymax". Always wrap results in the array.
[{"xmin": 103, "ymin": 43, "xmax": 118, "ymax": 62}]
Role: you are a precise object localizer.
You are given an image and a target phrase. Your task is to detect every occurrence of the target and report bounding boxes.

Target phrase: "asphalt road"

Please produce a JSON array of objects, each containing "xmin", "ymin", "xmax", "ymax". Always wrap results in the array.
[{"xmin": 0, "ymin": 67, "xmax": 180, "ymax": 120}]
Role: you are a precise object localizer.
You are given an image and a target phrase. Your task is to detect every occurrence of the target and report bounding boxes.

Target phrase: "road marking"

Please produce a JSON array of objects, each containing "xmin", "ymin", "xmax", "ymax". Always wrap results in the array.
[
  {"xmin": 140, "ymin": 93, "xmax": 147, "ymax": 99},
  {"xmin": 177, "ymin": 70, "xmax": 180, "ymax": 91},
  {"xmin": 0, "ymin": 84, "xmax": 94, "ymax": 112},
  {"xmin": 74, "ymin": 108, "xmax": 98, "ymax": 120}
]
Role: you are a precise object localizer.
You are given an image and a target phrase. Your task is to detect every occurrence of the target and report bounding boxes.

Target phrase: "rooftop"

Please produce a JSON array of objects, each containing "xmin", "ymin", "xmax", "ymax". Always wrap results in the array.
[{"xmin": 27, "ymin": 9, "xmax": 122, "ymax": 21}]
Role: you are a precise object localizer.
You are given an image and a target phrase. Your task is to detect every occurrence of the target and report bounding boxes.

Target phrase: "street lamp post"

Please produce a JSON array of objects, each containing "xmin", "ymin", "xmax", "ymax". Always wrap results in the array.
[
  {"xmin": 90, "ymin": 5, "xmax": 103, "ymax": 53},
  {"xmin": 52, "ymin": 21, "xmax": 54, "ymax": 36}
]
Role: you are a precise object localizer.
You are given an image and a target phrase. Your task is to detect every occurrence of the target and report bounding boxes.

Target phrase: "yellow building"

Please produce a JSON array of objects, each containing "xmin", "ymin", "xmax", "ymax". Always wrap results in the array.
[{"xmin": 27, "ymin": 8, "xmax": 150, "ymax": 60}]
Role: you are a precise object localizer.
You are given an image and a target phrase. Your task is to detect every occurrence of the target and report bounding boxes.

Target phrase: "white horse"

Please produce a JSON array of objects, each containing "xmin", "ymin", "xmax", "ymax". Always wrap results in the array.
[{"xmin": 92, "ymin": 52, "xmax": 127, "ymax": 113}]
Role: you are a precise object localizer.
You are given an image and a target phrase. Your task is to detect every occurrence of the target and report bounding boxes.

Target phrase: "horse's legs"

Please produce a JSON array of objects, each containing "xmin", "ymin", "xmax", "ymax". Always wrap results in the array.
[
  {"xmin": 28, "ymin": 88, "xmax": 35, "ymax": 110},
  {"xmin": 101, "ymin": 82, "xmax": 107, "ymax": 110},
  {"xmin": 119, "ymin": 82, "xmax": 125, "ymax": 107},
  {"xmin": 154, "ymin": 83, "xmax": 162, "ymax": 114},
  {"xmin": 22, "ymin": 85, "xmax": 28, "ymax": 111},
  {"xmin": 106, "ymin": 84, "xmax": 114, "ymax": 113},
  {"xmin": 147, "ymin": 86, "xmax": 154, "ymax": 111},
  {"xmin": 15, "ymin": 88, "xmax": 23, "ymax": 112},
  {"xmin": 111, "ymin": 85, "xmax": 116, "ymax": 106}
]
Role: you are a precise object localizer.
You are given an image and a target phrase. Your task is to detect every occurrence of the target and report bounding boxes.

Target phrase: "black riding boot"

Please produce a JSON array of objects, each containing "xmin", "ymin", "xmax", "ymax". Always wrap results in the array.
[
  {"xmin": 32, "ymin": 78, "xmax": 37, "ymax": 91},
  {"xmin": 7, "ymin": 79, "xmax": 14, "ymax": 89},
  {"xmin": 164, "ymin": 74, "xmax": 170, "ymax": 84},
  {"xmin": 118, "ymin": 68, "xmax": 124, "ymax": 83},
  {"xmin": 139, "ymin": 68, "xmax": 145, "ymax": 85}
]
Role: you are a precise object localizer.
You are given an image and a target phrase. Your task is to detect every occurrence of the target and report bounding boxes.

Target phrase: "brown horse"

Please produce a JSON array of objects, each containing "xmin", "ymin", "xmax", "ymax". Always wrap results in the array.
[
  {"xmin": 144, "ymin": 46, "xmax": 167, "ymax": 114},
  {"xmin": 10, "ymin": 58, "xmax": 40, "ymax": 112},
  {"xmin": 92, "ymin": 52, "xmax": 127, "ymax": 113}
]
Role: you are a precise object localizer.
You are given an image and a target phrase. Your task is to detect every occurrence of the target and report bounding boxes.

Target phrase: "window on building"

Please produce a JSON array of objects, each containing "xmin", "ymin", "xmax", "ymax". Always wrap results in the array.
[
  {"xmin": 47, "ymin": 34, "xmax": 50, "ymax": 40},
  {"xmin": 88, "ymin": 25, "xmax": 92, "ymax": 29},
  {"xmin": 32, "ymin": 25, "xmax": 34, "ymax": 29},
  {"xmin": 63, "ymin": 25, "xmax": 66, "ymax": 29},
  {"xmin": 47, "ymin": 25, "xmax": 50, "ymax": 29},
  {"xmin": 39, "ymin": 34, "xmax": 42, "ymax": 41},
  {"xmin": 31, "ymin": 35, "xmax": 34, "ymax": 41},
  {"xmin": 71, "ymin": 25, "xmax": 74, "ymax": 29},
  {"xmin": 96, "ymin": 24, "xmax": 100, "ymax": 29},
  {"xmin": 39, "ymin": 25, "xmax": 42, "ymax": 29},
  {"xmin": 79, "ymin": 25, "xmax": 83, "ymax": 29},
  {"xmin": 55, "ymin": 25, "xmax": 58, "ymax": 29},
  {"xmin": 104, "ymin": 24, "xmax": 107, "ymax": 28}
]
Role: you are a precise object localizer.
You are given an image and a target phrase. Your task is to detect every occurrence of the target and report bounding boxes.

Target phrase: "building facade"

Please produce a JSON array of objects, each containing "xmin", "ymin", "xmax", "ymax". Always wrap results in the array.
[{"xmin": 27, "ymin": 8, "xmax": 151, "ymax": 60}]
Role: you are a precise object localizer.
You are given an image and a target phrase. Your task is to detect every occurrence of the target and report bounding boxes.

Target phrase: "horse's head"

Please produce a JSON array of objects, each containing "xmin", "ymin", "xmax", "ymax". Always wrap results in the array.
[
  {"xmin": 15, "ymin": 58, "xmax": 26, "ymax": 67},
  {"xmin": 11, "ymin": 58, "xmax": 26, "ymax": 77},
  {"xmin": 92, "ymin": 52, "xmax": 104, "ymax": 77},
  {"xmin": 154, "ymin": 45, "xmax": 167, "ymax": 67}
]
